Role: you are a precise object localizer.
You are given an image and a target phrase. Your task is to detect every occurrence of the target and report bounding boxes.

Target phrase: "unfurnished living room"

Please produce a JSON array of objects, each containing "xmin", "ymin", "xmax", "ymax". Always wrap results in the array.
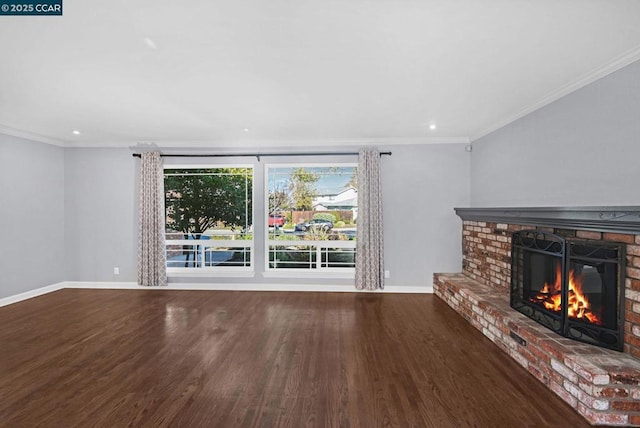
[{"xmin": 1, "ymin": 1, "xmax": 640, "ymax": 427}]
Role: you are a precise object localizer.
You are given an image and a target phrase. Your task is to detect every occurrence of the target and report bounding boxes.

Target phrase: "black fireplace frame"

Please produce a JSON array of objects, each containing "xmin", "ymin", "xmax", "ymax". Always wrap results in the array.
[{"xmin": 510, "ymin": 230, "xmax": 626, "ymax": 351}]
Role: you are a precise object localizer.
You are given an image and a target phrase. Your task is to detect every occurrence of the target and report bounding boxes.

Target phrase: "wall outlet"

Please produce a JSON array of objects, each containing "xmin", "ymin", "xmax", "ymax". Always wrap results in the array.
[
  {"xmin": 384, "ymin": 270, "xmax": 390, "ymax": 279},
  {"xmin": 113, "ymin": 267, "xmax": 120, "ymax": 275}
]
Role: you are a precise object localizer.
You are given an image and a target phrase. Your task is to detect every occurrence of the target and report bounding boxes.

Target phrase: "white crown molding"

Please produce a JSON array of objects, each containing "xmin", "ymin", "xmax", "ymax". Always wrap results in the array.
[
  {"xmin": 62, "ymin": 137, "xmax": 470, "ymax": 149},
  {"xmin": 470, "ymin": 45, "xmax": 640, "ymax": 142},
  {"xmin": 0, "ymin": 124, "xmax": 67, "ymax": 147},
  {"xmin": 0, "ymin": 131, "xmax": 469, "ymax": 149}
]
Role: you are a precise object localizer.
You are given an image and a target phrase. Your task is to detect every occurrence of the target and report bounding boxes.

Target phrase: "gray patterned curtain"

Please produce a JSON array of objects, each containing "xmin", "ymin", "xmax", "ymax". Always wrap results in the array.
[
  {"xmin": 355, "ymin": 147, "xmax": 384, "ymax": 290},
  {"xmin": 137, "ymin": 152, "xmax": 167, "ymax": 286}
]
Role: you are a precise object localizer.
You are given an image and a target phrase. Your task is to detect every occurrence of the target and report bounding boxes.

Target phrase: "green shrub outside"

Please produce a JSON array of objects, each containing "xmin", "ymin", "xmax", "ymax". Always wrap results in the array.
[
  {"xmin": 272, "ymin": 234, "xmax": 300, "ymax": 241},
  {"xmin": 334, "ymin": 220, "xmax": 345, "ymax": 228},
  {"xmin": 313, "ymin": 212, "xmax": 336, "ymax": 223}
]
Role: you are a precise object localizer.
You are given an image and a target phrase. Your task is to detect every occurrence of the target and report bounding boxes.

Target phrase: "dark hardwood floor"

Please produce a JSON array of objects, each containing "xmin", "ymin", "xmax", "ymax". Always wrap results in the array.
[{"xmin": 0, "ymin": 289, "xmax": 589, "ymax": 427}]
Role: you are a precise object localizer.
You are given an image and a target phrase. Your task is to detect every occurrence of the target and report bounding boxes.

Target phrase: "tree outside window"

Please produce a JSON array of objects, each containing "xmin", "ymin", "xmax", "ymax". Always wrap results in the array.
[{"xmin": 164, "ymin": 167, "xmax": 253, "ymax": 269}]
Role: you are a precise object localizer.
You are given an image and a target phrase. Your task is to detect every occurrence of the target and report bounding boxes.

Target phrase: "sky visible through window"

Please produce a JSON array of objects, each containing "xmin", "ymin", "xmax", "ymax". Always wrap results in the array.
[{"xmin": 269, "ymin": 166, "xmax": 356, "ymax": 195}]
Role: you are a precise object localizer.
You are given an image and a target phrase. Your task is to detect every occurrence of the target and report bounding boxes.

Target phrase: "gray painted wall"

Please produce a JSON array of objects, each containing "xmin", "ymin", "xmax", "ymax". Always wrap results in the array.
[
  {"xmin": 0, "ymin": 135, "xmax": 65, "ymax": 298},
  {"xmin": 64, "ymin": 148, "xmax": 138, "ymax": 282},
  {"xmin": 382, "ymin": 144, "xmax": 470, "ymax": 286},
  {"xmin": 471, "ymin": 59, "xmax": 640, "ymax": 207},
  {"xmin": 64, "ymin": 144, "xmax": 470, "ymax": 288}
]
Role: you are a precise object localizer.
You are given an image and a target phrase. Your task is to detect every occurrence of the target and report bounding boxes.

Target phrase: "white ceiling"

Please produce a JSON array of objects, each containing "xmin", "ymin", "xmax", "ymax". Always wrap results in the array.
[{"xmin": 1, "ymin": 0, "xmax": 640, "ymax": 148}]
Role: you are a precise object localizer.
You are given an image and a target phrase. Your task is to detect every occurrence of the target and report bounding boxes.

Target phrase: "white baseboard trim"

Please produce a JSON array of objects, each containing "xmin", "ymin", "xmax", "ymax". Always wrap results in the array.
[
  {"xmin": 0, "ymin": 281, "xmax": 433, "ymax": 308},
  {"xmin": 64, "ymin": 281, "xmax": 140, "ymax": 289},
  {"xmin": 0, "ymin": 282, "xmax": 65, "ymax": 307},
  {"xmin": 64, "ymin": 281, "xmax": 433, "ymax": 293}
]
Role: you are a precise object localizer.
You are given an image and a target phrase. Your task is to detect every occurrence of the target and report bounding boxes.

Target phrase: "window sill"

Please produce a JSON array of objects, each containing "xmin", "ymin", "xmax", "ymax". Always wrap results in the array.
[
  {"xmin": 167, "ymin": 269, "xmax": 255, "ymax": 278},
  {"xmin": 262, "ymin": 269, "xmax": 355, "ymax": 279}
]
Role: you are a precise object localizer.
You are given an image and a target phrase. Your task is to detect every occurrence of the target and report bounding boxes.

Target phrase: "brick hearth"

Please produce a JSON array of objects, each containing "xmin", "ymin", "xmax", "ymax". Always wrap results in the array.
[{"xmin": 434, "ymin": 215, "xmax": 640, "ymax": 426}]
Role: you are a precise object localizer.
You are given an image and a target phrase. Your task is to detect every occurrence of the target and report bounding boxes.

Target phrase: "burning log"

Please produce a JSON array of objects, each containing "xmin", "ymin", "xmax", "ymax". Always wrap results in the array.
[{"xmin": 528, "ymin": 265, "xmax": 602, "ymax": 325}]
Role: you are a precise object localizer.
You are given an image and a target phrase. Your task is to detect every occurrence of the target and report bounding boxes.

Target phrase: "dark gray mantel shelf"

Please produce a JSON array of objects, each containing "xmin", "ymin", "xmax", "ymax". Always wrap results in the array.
[{"xmin": 454, "ymin": 206, "xmax": 640, "ymax": 234}]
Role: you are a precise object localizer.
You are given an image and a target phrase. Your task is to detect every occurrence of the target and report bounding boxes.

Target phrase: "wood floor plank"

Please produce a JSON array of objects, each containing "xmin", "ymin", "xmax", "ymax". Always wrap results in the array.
[{"xmin": 0, "ymin": 289, "xmax": 590, "ymax": 427}]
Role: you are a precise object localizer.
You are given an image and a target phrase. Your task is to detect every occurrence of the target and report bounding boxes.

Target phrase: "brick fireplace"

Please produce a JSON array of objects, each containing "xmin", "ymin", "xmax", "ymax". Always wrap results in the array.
[{"xmin": 434, "ymin": 207, "xmax": 640, "ymax": 426}]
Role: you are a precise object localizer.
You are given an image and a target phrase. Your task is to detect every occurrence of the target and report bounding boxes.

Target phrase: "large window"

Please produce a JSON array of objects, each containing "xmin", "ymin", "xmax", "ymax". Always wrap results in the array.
[
  {"xmin": 266, "ymin": 165, "xmax": 357, "ymax": 272},
  {"xmin": 164, "ymin": 166, "xmax": 253, "ymax": 275}
]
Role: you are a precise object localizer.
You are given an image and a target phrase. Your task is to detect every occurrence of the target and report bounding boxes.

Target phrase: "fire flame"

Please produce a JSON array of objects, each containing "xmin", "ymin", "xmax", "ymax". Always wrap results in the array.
[{"xmin": 531, "ymin": 263, "xmax": 602, "ymax": 325}]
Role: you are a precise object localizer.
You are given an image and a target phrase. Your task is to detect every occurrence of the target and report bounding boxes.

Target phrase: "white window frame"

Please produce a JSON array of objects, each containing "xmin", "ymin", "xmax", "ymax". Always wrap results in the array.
[
  {"xmin": 164, "ymin": 164, "xmax": 255, "ymax": 278},
  {"xmin": 264, "ymin": 163, "xmax": 357, "ymax": 278}
]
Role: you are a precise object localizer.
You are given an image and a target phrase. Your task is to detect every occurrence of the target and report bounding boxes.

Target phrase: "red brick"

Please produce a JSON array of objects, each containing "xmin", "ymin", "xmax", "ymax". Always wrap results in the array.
[
  {"xmin": 628, "ymin": 279, "xmax": 640, "ymax": 291},
  {"xmin": 565, "ymin": 359, "xmax": 610, "ymax": 385},
  {"xmin": 628, "ymin": 267, "xmax": 640, "ymax": 280},
  {"xmin": 630, "ymin": 415, "xmax": 640, "ymax": 426},
  {"xmin": 576, "ymin": 230, "xmax": 602, "ymax": 240},
  {"xmin": 497, "ymin": 323, "xmax": 512, "ymax": 336},
  {"xmin": 604, "ymin": 233, "xmax": 636, "ymax": 244},
  {"xmin": 612, "ymin": 400, "xmax": 640, "ymax": 411},
  {"xmin": 540, "ymin": 339, "xmax": 572, "ymax": 362},
  {"xmin": 578, "ymin": 403, "xmax": 629, "ymax": 426},
  {"xmin": 624, "ymin": 336, "xmax": 640, "ymax": 350},
  {"xmin": 611, "ymin": 371, "xmax": 640, "ymax": 385},
  {"xmin": 555, "ymin": 228, "xmax": 576, "ymax": 237},
  {"xmin": 596, "ymin": 387, "xmax": 630, "ymax": 398},
  {"xmin": 627, "ymin": 311, "xmax": 640, "ymax": 325},
  {"xmin": 529, "ymin": 344, "xmax": 551, "ymax": 364},
  {"xmin": 541, "ymin": 363, "xmax": 566, "ymax": 386},
  {"xmin": 550, "ymin": 381, "xmax": 578, "ymax": 408},
  {"xmin": 518, "ymin": 347, "xmax": 538, "ymax": 365},
  {"xmin": 528, "ymin": 365, "xmax": 547, "ymax": 383}
]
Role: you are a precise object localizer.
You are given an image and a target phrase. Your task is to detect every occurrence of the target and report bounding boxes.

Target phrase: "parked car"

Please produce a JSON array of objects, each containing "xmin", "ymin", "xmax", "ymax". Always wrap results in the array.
[
  {"xmin": 295, "ymin": 218, "xmax": 333, "ymax": 232},
  {"xmin": 268, "ymin": 215, "xmax": 286, "ymax": 227}
]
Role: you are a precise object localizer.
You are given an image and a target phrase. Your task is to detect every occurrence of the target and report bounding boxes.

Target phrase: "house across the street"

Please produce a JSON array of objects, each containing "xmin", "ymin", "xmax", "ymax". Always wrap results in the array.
[{"xmin": 313, "ymin": 186, "xmax": 358, "ymax": 219}]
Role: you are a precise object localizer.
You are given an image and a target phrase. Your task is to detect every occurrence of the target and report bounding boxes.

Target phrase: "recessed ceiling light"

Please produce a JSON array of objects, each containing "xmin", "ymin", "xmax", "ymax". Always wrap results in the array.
[
  {"xmin": 243, "ymin": 128, "xmax": 250, "ymax": 132},
  {"xmin": 72, "ymin": 130, "xmax": 81, "ymax": 135},
  {"xmin": 143, "ymin": 37, "xmax": 158, "ymax": 50},
  {"xmin": 429, "ymin": 124, "xmax": 437, "ymax": 130}
]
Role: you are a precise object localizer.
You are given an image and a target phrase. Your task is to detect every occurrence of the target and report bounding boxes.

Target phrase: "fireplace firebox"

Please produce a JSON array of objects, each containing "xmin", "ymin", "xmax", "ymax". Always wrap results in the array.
[{"xmin": 510, "ymin": 230, "xmax": 625, "ymax": 351}]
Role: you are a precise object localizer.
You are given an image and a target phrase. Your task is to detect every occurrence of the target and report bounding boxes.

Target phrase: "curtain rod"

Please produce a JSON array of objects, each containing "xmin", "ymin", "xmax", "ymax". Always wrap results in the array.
[{"xmin": 132, "ymin": 151, "xmax": 391, "ymax": 159}]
